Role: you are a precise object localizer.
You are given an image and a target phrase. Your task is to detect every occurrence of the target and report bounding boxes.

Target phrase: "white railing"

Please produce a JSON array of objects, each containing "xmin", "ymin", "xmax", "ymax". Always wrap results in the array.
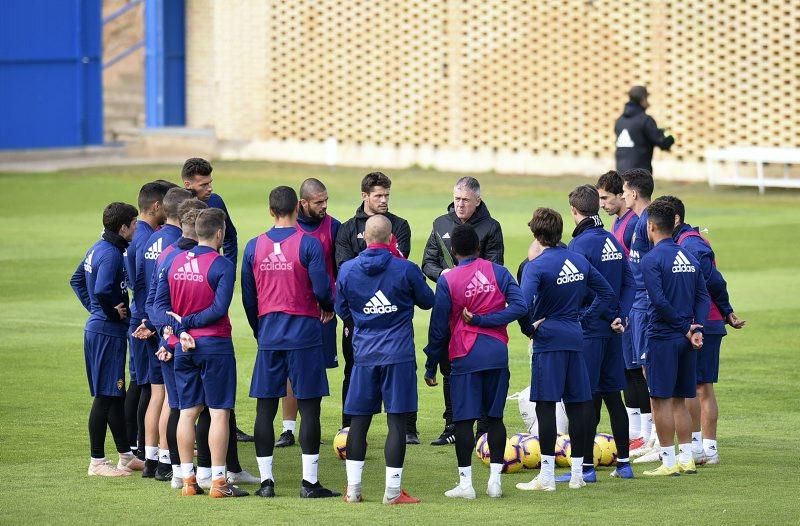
[{"xmin": 706, "ymin": 147, "xmax": 800, "ymax": 194}]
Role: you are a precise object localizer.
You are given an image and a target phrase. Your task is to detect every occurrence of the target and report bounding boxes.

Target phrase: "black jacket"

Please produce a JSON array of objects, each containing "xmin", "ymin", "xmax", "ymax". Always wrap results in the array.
[
  {"xmin": 334, "ymin": 204, "xmax": 412, "ymax": 270},
  {"xmin": 614, "ymin": 102, "xmax": 674, "ymax": 174},
  {"xmin": 422, "ymin": 201, "xmax": 504, "ymax": 282}
]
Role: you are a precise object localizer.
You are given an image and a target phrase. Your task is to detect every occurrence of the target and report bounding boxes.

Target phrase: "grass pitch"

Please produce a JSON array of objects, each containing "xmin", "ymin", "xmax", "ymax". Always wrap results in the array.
[{"xmin": 0, "ymin": 162, "xmax": 798, "ymax": 524}]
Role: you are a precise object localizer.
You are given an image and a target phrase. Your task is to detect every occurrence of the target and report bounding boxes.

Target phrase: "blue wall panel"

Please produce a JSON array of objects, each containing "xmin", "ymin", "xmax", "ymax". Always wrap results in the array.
[
  {"xmin": 0, "ymin": 0, "xmax": 102, "ymax": 149},
  {"xmin": 145, "ymin": 0, "xmax": 185, "ymax": 127}
]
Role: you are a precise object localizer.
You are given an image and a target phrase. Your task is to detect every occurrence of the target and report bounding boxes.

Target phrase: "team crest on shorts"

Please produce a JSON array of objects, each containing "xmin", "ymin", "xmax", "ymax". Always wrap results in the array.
[{"xmin": 117, "ymin": 379, "xmax": 124, "ymax": 391}]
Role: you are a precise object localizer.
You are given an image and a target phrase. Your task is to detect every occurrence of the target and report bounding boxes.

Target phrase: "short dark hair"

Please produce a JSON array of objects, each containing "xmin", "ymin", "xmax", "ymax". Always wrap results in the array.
[
  {"xmin": 361, "ymin": 172, "xmax": 392, "ymax": 194},
  {"xmin": 269, "ymin": 186, "xmax": 298, "ymax": 217},
  {"xmin": 137, "ymin": 182, "xmax": 168, "ymax": 212},
  {"xmin": 162, "ymin": 188, "xmax": 193, "ymax": 220},
  {"xmin": 568, "ymin": 184, "xmax": 600, "ymax": 216},
  {"xmin": 646, "ymin": 200, "xmax": 676, "ymax": 234},
  {"xmin": 596, "ymin": 170, "xmax": 623, "ymax": 195},
  {"xmin": 629, "ymin": 85, "xmax": 649, "ymax": 105},
  {"xmin": 450, "ymin": 224, "xmax": 480, "ymax": 257},
  {"xmin": 195, "ymin": 208, "xmax": 226, "ymax": 240},
  {"xmin": 621, "ymin": 168, "xmax": 654, "ymax": 200},
  {"xmin": 528, "ymin": 207, "xmax": 563, "ymax": 247},
  {"xmin": 300, "ymin": 178, "xmax": 327, "ymax": 200},
  {"xmin": 181, "ymin": 158, "xmax": 213, "ymax": 180},
  {"xmin": 654, "ymin": 195, "xmax": 685, "ymax": 223},
  {"xmin": 178, "ymin": 198, "xmax": 208, "ymax": 226},
  {"xmin": 103, "ymin": 202, "xmax": 138, "ymax": 233},
  {"xmin": 153, "ymin": 179, "xmax": 179, "ymax": 191}
]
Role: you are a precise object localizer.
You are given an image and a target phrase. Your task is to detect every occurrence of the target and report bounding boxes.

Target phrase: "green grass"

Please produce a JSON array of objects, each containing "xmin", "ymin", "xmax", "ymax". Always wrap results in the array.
[{"xmin": 1, "ymin": 162, "xmax": 799, "ymax": 525}]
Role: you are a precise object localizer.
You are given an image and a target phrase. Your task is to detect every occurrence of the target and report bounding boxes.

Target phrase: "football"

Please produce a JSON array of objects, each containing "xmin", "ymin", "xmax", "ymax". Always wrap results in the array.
[
  {"xmin": 333, "ymin": 427, "xmax": 349, "ymax": 460},
  {"xmin": 593, "ymin": 433, "xmax": 618, "ymax": 467},
  {"xmin": 475, "ymin": 432, "xmax": 491, "ymax": 465},
  {"xmin": 502, "ymin": 440, "xmax": 524, "ymax": 474},
  {"xmin": 518, "ymin": 434, "xmax": 542, "ymax": 469},
  {"xmin": 555, "ymin": 434, "xmax": 572, "ymax": 467}
]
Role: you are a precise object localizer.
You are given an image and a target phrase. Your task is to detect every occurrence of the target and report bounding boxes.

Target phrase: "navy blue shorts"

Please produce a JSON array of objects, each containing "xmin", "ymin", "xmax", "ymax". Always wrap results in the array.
[
  {"xmin": 450, "ymin": 368, "xmax": 509, "ymax": 422},
  {"xmin": 174, "ymin": 352, "xmax": 237, "ymax": 409},
  {"xmin": 84, "ymin": 331, "xmax": 127, "ymax": 397},
  {"xmin": 344, "ymin": 361, "xmax": 418, "ymax": 415},
  {"xmin": 583, "ymin": 336, "xmax": 626, "ymax": 393},
  {"xmin": 629, "ymin": 309, "xmax": 649, "ymax": 366},
  {"xmin": 249, "ymin": 346, "xmax": 330, "ymax": 400},
  {"xmin": 147, "ymin": 340, "xmax": 164, "ymax": 385},
  {"xmin": 621, "ymin": 330, "xmax": 638, "ymax": 370},
  {"xmin": 129, "ymin": 335, "xmax": 156, "ymax": 386},
  {"xmin": 645, "ymin": 336, "xmax": 696, "ymax": 399},
  {"xmin": 530, "ymin": 351, "xmax": 592, "ymax": 403},
  {"xmin": 162, "ymin": 354, "xmax": 179, "ymax": 409},
  {"xmin": 323, "ymin": 317, "xmax": 338, "ymax": 369},
  {"xmin": 127, "ymin": 329, "xmax": 137, "ymax": 384},
  {"xmin": 696, "ymin": 333, "xmax": 724, "ymax": 384}
]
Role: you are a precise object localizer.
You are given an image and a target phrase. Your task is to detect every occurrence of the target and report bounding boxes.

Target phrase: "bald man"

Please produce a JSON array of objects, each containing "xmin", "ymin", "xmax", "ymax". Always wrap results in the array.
[{"xmin": 335, "ymin": 215, "xmax": 435, "ymax": 504}]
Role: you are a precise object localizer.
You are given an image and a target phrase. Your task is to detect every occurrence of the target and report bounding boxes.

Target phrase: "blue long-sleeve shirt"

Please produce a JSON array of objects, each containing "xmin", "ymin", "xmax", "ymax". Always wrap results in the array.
[
  {"xmin": 629, "ymin": 209, "xmax": 653, "ymax": 310},
  {"xmin": 424, "ymin": 259, "xmax": 527, "ymax": 377},
  {"xmin": 144, "ymin": 237, "xmax": 198, "ymax": 326},
  {"xmin": 568, "ymin": 224, "xmax": 635, "ymax": 337},
  {"xmin": 519, "ymin": 246, "xmax": 615, "ymax": 352},
  {"xmin": 241, "ymin": 227, "xmax": 333, "ymax": 351},
  {"xmin": 335, "ymin": 247, "xmax": 435, "ymax": 366},
  {"xmin": 70, "ymin": 239, "xmax": 130, "ymax": 338},
  {"xmin": 152, "ymin": 245, "xmax": 235, "ymax": 354},
  {"xmin": 207, "ymin": 193, "xmax": 238, "ymax": 271},
  {"xmin": 674, "ymin": 223, "xmax": 732, "ymax": 335},
  {"xmin": 641, "ymin": 238, "xmax": 710, "ymax": 339},
  {"xmin": 124, "ymin": 219, "xmax": 155, "ymax": 323},
  {"xmin": 613, "ymin": 209, "xmax": 638, "ymax": 251}
]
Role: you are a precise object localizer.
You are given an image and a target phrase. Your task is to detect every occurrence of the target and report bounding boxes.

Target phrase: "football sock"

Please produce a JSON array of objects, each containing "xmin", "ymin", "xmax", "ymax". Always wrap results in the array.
[
  {"xmin": 703, "ymin": 439, "xmax": 718, "ymax": 457},
  {"xmin": 571, "ymin": 457, "xmax": 583, "ymax": 479},
  {"xmin": 256, "ymin": 456, "xmax": 273, "ymax": 482},
  {"xmin": 691, "ymin": 432, "xmax": 703, "ymax": 453},
  {"xmin": 626, "ymin": 407, "xmax": 641, "ymax": 439},
  {"xmin": 181, "ymin": 463, "xmax": 195, "ymax": 477},
  {"xmin": 660, "ymin": 446, "xmax": 676, "ymax": 468},
  {"xmin": 159, "ymin": 449, "xmax": 170, "ymax": 465},
  {"xmin": 489, "ymin": 463, "xmax": 502, "ymax": 485},
  {"xmin": 540, "ymin": 455, "xmax": 556, "ymax": 481},
  {"xmin": 302, "ymin": 454, "xmax": 319, "ymax": 484},
  {"xmin": 458, "ymin": 465, "xmax": 473, "ymax": 488},
  {"xmin": 641, "ymin": 413, "xmax": 654, "ymax": 442},
  {"xmin": 346, "ymin": 459, "xmax": 365, "ymax": 486},
  {"xmin": 385, "ymin": 467, "xmax": 402, "ymax": 499},
  {"xmin": 283, "ymin": 420, "xmax": 296, "ymax": 433},
  {"xmin": 212, "ymin": 465, "xmax": 226, "ymax": 481},
  {"xmin": 197, "ymin": 466, "xmax": 212, "ymax": 480},
  {"xmin": 678, "ymin": 443, "xmax": 693, "ymax": 464},
  {"xmin": 145, "ymin": 446, "xmax": 159, "ymax": 461}
]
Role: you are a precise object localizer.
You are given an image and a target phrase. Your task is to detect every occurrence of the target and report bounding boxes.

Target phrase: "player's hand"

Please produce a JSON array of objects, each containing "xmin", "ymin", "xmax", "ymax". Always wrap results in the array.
[
  {"xmin": 424, "ymin": 375, "xmax": 438, "ymax": 387},
  {"xmin": 132, "ymin": 320, "xmax": 154, "ymax": 340},
  {"xmin": 690, "ymin": 332, "xmax": 703, "ymax": 350},
  {"xmin": 527, "ymin": 240, "xmax": 545, "ymax": 261},
  {"xmin": 166, "ymin": 311, "xmax": 182, "ymax": 323},
  {"xmin": 162, "ymin": 325, "xmax": 173, "ymax": 340},
  {"xmin": 685, "ymin": 323, "xmax": 703, "ymax": 340},
  {"xmin": 320, "ymin": 310, "xmax": 335, "ymax": 324},
  {"xmin": 114, "ymin": 302, "xmax": 128, "ymax": 320},
  {"xmin": 610, "ymin": 317, "xmax": 625, "ymax": 334},
  {"xmin": 532, "ymin": 318, "xmax": 546, "ymax": 331},
  {"xmin": 461, "ymin": 308, "xmax": 474, "ymax": 324},
  {"xmin": 156, "ymin": 346, "xmax": 173, "ymax": 362},
  {"xmin": 179, "ymin": 332, "xmax": 196, "ymax": 351},
  {"xmin": 726, "ymin": 312, "xmax": 746, "ymax": 329}
]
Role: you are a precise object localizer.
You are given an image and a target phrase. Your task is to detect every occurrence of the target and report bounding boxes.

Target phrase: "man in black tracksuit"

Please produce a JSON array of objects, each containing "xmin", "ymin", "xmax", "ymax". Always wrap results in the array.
[
  {"xmin": 614, "ymin": 86, "xmax": 675, "ymax": 174},
  {"xmin": 334, "ymin": 172, "xmax": 417, "ymax": 442},
  {"xmin": 422, "ymin": 176, "xmax": 504, "ymax": 445}
]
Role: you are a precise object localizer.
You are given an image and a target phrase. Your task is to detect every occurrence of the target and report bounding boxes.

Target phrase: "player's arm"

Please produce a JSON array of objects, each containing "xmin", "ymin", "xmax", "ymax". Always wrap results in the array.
[
  {"xmin": 695, "ymin": 247, "xmax": 733, "ymax": 316},
  {"xmin": 396, "ymin": 218, "xmax": 412, "ymax": 258},
  {"xmin": 641, "ymin": 256, "xmax": 691, "ymax": 335},
  {"xmin": 303, "ymin": 236, "xmax": 334, "ymax": 312},
  {"xmin": 240, "ymin": 240, "xmax": 259, "ymax": 337},
  {"xmin": 142, "ymin": 262, "xmax": 162, "ymax": 332},
  {"xmin": 409, "ymin": 262, "xmax": 435, "ymax": 310},
  {"xmin": 334, "ymin": 220, "xmax": 357, "ymax": 270},
  {"xmin": 518, "ymin": 264, "xmax": 540, "ymax": 338},
  {"xmin": 213, "ymin": 195, "xmax": 238, "ymax": 270},
  {"xmin": 423, "ymin": 277, "xmax": 452, "ymax": 380},
  {"xmin": 644, "ymin": 115, "xmax": 674, "ymax": 151},
  {"xmin": 422, "ymin": 228, "xmax": 445, "ymax": 282},
  {"xmin": 152, "ymin": 264, "xmax": 184, "ymax": 335},
  {"xmin": 483, "ymin": 221, "xmax": 505, "ymax": 265},
  {"xmin": 471, "ymin": 266, "xmax": 527, "ymax": 327},
  {"xmin": 333, "ymin": 270, "xmax": 352, "ymax": 323},
  {"xmin": 582, "ymin": 264, "xmax": 616, "ymax": 322},
  {"xmin": 69, "ymin": 260, "xmax": 91, "ymax": 311},
  {"xmin": 330, "ymin": 218, "xmax": 341, "ymax": 280},
  {"xmin": 693, "ymin": 266, "xmax": 711, "ymax": 330},
  {"xmin": 181, "ymin": 259, "xmax": 234, "ymax": 328},
  {"xmin": 618, "ymin": 256, "xmax": 635, "ymax": 319},
  {"xmin": 624, "ymin": 219, "xmax": 636, "ymax": 251},
  {"xmin": 94, "ymin": 254, "xmax": 126, "ymax": 321}
]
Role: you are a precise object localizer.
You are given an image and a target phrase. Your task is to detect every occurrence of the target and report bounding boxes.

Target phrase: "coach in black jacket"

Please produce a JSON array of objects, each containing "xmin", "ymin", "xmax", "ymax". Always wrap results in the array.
[
  {"xmin": 614, "ymin": 86, "xmax": 674, "ymax": 174},
  {"xmin": 334, "ymin": 172, "xmax": 417, "ymax": 441},
  {"xmin": 422, "ymin": 176, "xmax": 504, "ymax": 446}
]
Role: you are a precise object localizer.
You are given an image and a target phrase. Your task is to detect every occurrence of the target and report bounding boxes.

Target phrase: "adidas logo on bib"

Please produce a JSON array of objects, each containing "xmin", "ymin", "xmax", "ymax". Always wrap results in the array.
[
  {"xmin": 173, "ymin": 256, "xmax": 204, "ymax": 282},
  {"xmin": 465, "ymin": 270, "xmax": 495, "ymax": 297},
  {"xmin": 601, "ymin": 238, "xmax": 623, "ymax": 262},
  {"xmin": 557, "ymin": 259, "xmax": 584, "ymax": 285},
  {"xmin": 260, "ymin": 242, "xmax": 293, "ymax": 271},
  {"xmin": 363, "ymin": 290, "xmax": 398, "ymax": 314},
  {"xmin": 672, "ymin": 250, "xmax": 696, "ymax": 273},
  {"xmin": 144, "ymin": 238, "xmax": 163, "ymax": 260}
]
